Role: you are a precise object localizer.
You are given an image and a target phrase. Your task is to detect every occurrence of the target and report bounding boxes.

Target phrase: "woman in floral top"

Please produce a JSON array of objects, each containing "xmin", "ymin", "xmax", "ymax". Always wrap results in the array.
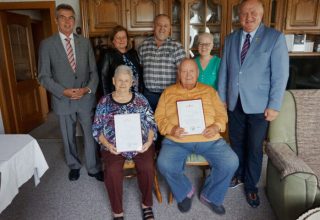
[{"xmin": 92, "ymin": 65, "xmax": 157, "ymax": 220}]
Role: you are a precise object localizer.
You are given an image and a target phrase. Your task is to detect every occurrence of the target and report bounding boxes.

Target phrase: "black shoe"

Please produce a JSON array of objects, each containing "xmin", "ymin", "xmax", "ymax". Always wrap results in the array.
[
  {"xmin": 68, "ymin": 169, "xmax": 80, "ymax": 181},
  {"xmin": 229, "ymin": 177, "xmax": 243, "ymax": 188},
  {"xmin": 200, "ymin": 197, "xmax": 226, "ymax": 215},
  {"xmin": 88, "ymin": 171, "xmax": 104, "ymax": 182},
  {"xmin": 177, "ymin": 196, "xmax": 193, "ymax": 213},
  {"xmin": 246, "ymin": 192, "xmax": 260, "ymax": 208}
]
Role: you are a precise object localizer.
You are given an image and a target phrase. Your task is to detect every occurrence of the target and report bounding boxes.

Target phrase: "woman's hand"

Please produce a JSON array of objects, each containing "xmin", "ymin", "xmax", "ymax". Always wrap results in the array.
[
  {"xmin": 138, "ymin": 129, "xmax": 154, "ymax": 153},
  {"xmin": 105, "ymin": 143, "xmax": 120, "ymax": 155},
  {"xmin": 98, "ymin": 134, "xmax": 120, "ymax": 155},
  {"xmin": 139, "ymin": 140, "xmax": 152, "ymax": 153}
]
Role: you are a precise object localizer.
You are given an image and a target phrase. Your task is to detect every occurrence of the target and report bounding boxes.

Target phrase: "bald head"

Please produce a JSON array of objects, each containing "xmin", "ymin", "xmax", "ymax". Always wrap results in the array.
[
  {"xmin": 239, "ymin": 0, "xmax": 264, "ymax": 32},
  {"xmin": 178, "ymin": 59, "xmax": 199, "ymax": 90}
]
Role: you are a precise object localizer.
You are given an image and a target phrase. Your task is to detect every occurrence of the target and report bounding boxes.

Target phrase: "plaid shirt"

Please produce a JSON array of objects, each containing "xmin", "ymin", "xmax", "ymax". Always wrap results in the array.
[{"xmin": 138, "ymin": 36, "xmax": 186, "ymax": 93}]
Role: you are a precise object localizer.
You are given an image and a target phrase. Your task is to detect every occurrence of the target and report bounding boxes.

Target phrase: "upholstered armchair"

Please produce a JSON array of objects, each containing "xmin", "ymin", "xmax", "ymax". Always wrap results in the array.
[{"xmin": 266, "ymin": 90, "xmax": 320, "ymax": 220}]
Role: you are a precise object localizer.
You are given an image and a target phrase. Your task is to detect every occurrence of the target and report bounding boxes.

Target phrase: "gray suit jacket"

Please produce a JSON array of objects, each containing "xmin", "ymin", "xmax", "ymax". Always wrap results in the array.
[
  {"xmin": 38, "ymin": 33, "xmax": 98, "ymax": 115},
  {"xmin": 218, "ymin": 24, "xmax": 289, "ymax": 113}
]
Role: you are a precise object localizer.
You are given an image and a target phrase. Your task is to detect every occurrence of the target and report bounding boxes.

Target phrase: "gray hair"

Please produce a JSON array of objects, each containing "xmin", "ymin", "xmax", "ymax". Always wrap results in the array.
[
  {"xmin": 197, "ymin": 32, "xmax": 214, "ymax": 43},
  {"xmin": 55, "ymin": 4, "xmax": 75, "ymax": 18},
  {"xmin": 114, "ymin": 65, "xmax": 133, "ymax": 80}
]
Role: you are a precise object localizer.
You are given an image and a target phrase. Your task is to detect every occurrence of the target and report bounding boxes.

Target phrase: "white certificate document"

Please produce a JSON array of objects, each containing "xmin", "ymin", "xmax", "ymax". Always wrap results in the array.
[
  {"xmin": 114, "ymin": 113, "xmax": 143, "ymax": 152},
  {"xmin": 177, "ymin": 99, "xmax": 206, "ymax": 135}
]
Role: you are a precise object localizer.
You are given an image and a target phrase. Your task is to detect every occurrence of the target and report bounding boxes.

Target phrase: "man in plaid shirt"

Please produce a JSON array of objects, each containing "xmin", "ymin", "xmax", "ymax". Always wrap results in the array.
[{"xmin": 138, "ymin": 14, "xmax": 186, "ymax": 111}]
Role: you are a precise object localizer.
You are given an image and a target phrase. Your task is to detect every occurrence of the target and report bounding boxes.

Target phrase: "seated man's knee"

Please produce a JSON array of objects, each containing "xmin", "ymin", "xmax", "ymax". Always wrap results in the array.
[{"xmin": 228, "ymin": 151, "xmax": 239, "ymax": 172}]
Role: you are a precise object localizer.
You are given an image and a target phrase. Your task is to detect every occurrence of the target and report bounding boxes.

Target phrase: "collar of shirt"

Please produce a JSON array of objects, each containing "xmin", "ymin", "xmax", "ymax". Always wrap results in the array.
[
  {"xmin": 240, "ymin": 24, "xmax": 260, "ymax": 51},
  {"xmin": 59, "ymin": 32, "xmax": 74, "ymax": 43},
  {"xmin": 241, "ymin": 23, "xmax": 261, "ymax": 42}
]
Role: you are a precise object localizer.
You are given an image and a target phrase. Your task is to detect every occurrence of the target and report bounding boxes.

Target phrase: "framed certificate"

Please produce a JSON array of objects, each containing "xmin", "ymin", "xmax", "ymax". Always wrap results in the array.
[
  {"xmin": 177, "ymin": 99, "xmax": 205, "ymax": 135},
  {"xmin": 114, "ymin": 113, "xmax": 143, "ymax": 152}
]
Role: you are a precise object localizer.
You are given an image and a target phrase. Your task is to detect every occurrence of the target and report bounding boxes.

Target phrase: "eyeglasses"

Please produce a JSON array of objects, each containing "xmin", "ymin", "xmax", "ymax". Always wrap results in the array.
[
  {"xmin": 114, "ymin": 36, "xmax": 127, "ymax": 41},
  {"xmin": 198, "ymin": 43, "xmax": 212, "ymax": 47},
  {"xmin": 58, "ymin": 15, "xmax": 75, "ymax": 21}
]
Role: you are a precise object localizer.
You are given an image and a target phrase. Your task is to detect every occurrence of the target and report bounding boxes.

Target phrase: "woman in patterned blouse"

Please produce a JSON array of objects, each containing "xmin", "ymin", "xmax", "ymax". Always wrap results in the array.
[{"xmin": 92, "ymin": 65, "xmax": 157, "ymax": 220}]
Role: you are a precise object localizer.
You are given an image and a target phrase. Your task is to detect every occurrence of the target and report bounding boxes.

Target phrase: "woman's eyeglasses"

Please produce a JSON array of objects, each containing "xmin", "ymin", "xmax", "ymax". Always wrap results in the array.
[{"xmin": 198, "ymin": 43, "xmax": 212, "ymax": 47}]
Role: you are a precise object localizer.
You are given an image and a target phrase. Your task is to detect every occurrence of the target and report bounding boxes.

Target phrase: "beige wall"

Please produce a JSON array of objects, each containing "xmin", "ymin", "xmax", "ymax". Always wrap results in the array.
[{"xmin": 0, "ymin": 0, "xmax": 82, "ymax": 27}]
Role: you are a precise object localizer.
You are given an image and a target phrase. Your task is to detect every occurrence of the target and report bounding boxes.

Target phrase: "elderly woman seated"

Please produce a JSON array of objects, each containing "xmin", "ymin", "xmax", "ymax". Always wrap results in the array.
[{"xmin": 92, "ymin": 65, "xmax": 157, "ymax": 220}]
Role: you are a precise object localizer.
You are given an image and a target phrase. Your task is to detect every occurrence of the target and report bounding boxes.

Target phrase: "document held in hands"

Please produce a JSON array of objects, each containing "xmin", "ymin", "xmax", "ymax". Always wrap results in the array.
[
  {"xmin": 177, "ymin": 99, "xmax": 206, "ymax": 135},
  {"xmin": 114, "ymin": 113, "xmax": 143, "ymax": 152}
]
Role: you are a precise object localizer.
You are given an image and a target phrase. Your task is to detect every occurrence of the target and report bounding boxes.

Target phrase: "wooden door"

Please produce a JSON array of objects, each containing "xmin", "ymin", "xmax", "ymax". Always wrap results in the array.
[
  {"xmin": 0, "ymin": 12, "xmax": 44, "ymax": 133},
  {"xmin": 285, "ymin": 0, "xmax": 320, "ymax": 32}
]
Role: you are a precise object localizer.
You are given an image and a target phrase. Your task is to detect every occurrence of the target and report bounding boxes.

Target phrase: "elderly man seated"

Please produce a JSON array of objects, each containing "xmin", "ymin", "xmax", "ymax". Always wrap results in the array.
[{"xmin": 155, "ymin": 58, "xmax": 239, "ymax": 215}]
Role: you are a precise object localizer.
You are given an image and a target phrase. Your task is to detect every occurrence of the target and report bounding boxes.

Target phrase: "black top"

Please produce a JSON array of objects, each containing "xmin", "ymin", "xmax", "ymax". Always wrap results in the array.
[{"xmin": 97, "ymin": 47, "xmax": 143, "ymax": 97}]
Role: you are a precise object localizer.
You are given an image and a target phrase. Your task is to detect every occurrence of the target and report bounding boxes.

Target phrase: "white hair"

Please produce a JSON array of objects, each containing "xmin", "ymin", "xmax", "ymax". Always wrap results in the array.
[
  {"xmin": 114, "ymin": 65, "xmax": 133, "ymax": 79},
  {"xmin": 197, "ymin": 32, "xmax": 214, "ymax": 43}
]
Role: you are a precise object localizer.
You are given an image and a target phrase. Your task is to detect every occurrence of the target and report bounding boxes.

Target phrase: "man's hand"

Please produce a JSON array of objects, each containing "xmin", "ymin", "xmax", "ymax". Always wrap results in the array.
[
  {"xmin": 170, "ymin": 126, "xmax": 186, "ymax": 139},
  {"xmin": 222, "ymin": 102, "xmax": 227, "ymax": 109},
  {"xmin": 202, "ymin": 124, "xmax": 220, "ymax": 138},
  {"xmin": 264, "ymin": 108, "xmax": 279, "ymax": 121},
  {"xmin": 63, "ymin": 88, "xmax": 89, "ymax": 100}
]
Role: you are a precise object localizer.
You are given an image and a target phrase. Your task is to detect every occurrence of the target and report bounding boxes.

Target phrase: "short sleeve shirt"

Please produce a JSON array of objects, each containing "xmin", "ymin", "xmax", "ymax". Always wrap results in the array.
[{"xmin": 138, "ymin": 37, "xmax": 186, "ymax": 93}]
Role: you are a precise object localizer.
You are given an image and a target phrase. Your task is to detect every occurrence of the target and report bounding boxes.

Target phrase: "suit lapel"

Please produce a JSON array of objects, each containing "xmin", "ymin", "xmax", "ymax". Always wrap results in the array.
[
  {"xmin": 235, "ymin": 31, "xmax": 242, "ymax": 66},
  {"xmin": 53, "ymin": 34, "xmax": 69, "ymax": 62},
  {"xmin": 74, "ymin": 34, "xmax": 81, "ymax": 73}
]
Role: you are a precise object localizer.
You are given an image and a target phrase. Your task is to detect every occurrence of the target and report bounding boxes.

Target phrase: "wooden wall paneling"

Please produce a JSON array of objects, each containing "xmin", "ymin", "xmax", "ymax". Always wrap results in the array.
[
  {"xmin": 126, "ymin": 0, "xmax": 163, "ymax": 34},
  {"xmin": 285, "ymin": 0, "xmax": 320, "ymax": 32}
]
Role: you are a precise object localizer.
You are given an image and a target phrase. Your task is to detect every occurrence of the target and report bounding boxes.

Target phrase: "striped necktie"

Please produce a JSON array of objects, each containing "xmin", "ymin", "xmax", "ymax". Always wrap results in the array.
[
  {"xmin": 240, "ymin": 34, "xmax": 251, "ymax": 65},
  {"xmin": 65, "ymin": 37, "xmax": 76, "ymax": 72}
]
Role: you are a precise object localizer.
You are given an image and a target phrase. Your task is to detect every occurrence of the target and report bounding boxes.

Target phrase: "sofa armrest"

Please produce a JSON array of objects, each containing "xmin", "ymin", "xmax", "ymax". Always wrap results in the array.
[{"xmin": 266, "ymin": 143, "xmax": 315, "ymax": 180}]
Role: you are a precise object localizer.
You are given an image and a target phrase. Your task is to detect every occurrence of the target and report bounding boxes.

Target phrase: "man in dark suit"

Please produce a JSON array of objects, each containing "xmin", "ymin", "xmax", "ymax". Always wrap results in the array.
[
  {"xmin": 38, "ymin": 4, "xmax": 103, "ymax": 181},
  {"xmin": 218, "ymin": 0, "xmax": 289, "ymax": 207}
]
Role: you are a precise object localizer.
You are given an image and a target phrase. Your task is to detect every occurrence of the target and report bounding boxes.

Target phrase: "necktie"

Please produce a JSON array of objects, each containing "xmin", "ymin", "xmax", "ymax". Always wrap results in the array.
[
  {"xmin": 240, "ymin": 34, "xmax": 251, "ymax": 65},
  {"xmin": 65, "ymin": 37, "xmax": 76, "ymax": 72}
]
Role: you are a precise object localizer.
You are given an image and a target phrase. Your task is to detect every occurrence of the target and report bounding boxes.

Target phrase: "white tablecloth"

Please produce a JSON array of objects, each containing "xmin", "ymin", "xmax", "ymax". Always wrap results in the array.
[{"xmin": 0, "ymin": 134, "xmax": 49, "ymax": 213}]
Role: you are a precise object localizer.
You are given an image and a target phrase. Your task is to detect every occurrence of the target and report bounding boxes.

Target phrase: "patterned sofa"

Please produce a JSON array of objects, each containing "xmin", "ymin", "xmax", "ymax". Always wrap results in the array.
[{"xmin": 266, "ymin": 90, "xmax": 320, "ymax": 220}]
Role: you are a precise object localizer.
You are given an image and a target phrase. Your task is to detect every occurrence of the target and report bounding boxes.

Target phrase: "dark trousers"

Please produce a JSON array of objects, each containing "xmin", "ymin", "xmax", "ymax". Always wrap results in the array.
[
  {"xmin": 228, "ymin": 98, "xmax": 268, "ymax": 193},
  {"xmin": 101, "ymin": 146, "xmax": 155, "ymax": 214},
  {"xmin": 143, "ymin": 88, "xmax": 162, "ymax": 112}
]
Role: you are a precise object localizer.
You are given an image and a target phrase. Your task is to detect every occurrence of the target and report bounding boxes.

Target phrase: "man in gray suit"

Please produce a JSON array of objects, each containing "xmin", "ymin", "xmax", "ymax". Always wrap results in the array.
[
  {"xmin": 38, "ymin": 4, "xmax": 103, "ymax": 181},
  {"xmin": 218, "ymin": 0, "xmax": 289, "ymax": 207}
]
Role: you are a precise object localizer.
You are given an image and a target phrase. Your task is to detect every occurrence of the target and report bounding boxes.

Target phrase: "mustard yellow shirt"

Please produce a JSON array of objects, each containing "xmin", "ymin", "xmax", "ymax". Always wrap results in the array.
[{"xmin": 155, "ymin": 82, "xmax": 227, "ymax": 143}]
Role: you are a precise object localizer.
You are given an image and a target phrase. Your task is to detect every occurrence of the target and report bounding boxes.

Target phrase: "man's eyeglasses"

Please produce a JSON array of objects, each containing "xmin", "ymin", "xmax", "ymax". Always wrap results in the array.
[
  {"xmin": 198, "ymin": 43, "xmax": 212, "ymax": 47},
  {"xmin": 58, "ymin": 15, "xmax": 75, "ymax": 21}
]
